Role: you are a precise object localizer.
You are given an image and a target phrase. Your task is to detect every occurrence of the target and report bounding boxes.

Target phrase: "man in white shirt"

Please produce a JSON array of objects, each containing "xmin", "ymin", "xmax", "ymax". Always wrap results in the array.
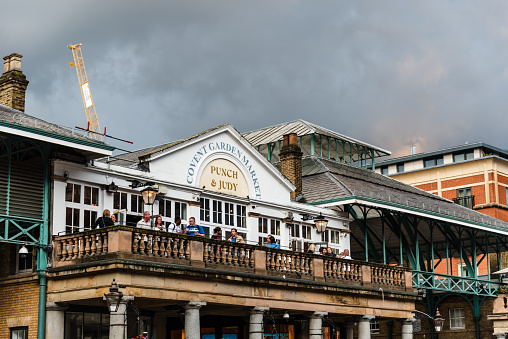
[
  {"xmin": 167, "ymin": 217, "xmax": 183, "ymax": 234},
  {"xmin": 340, "ymin": 249, "xmax": 353, "ymax": 260},
  {"xmin": 137, "ymin": 211, "xmax": 151, "ymax": 229}
]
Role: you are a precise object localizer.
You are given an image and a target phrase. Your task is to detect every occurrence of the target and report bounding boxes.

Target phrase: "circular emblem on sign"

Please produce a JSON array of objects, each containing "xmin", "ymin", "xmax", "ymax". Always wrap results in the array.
[{"xmin": 199, "ymin": 159, "xmax": 249, "ymax": 198}]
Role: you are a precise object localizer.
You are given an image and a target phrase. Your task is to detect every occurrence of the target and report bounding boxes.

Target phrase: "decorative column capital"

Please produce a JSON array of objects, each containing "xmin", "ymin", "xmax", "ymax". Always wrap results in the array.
[
  {"xmin": 46, "ymin": 302, "xmax": 69, "ymax": 312},
  {"xmin": 359, "ymin": 315, "xmax": 375, "ymax": 321},
  {"xmin": 184, "ymin": 301, "xmax": 206, "ymax": 310},
  {"xmin": 401, "ymin": 318, "xmax": 416, "ymax": 324},
  {"xmin": 249, "ymin": 306, "xmax": 270, "ymax": 315},
  {"xmin": 310, "ymin": 312, "xmax": 328, "ymax": 319}
]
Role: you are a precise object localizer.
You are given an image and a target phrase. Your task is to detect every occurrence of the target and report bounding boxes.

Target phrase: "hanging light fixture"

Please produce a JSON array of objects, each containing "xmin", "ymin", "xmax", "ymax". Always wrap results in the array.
[
  {"xmin": 434, "ymin": 308, "xmax": 445, "ymax": 333},
  {"xmin": 19, "ymin": 245, "xmax": 28, "ymax": 260},
  {"xmin": 104, "ymin": 279, "xmax": 123, "ymax": 313},
  {"xmin": 141, "ymin": 187, "xmax": 158, "ymax": 206},
  {"xmin": 313, "ymin": 213, "xmax": 328, "ymax": 233}
]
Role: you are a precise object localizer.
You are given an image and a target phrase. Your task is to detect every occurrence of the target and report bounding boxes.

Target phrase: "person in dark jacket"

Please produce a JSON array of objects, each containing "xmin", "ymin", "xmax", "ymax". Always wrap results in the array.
[
  {"xmin": 94, "ymin": 209, "xmax": 115, "ymax": 228},
  {"xmin": 211, "ymin": 227, "xmax": 222, "ymax": 240}
]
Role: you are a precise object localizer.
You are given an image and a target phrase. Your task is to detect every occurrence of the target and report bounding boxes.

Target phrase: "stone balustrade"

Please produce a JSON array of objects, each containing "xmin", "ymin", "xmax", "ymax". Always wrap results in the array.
[{"xmin": 52, "ymin": 226, "xmax": 412, "ymax": 291}]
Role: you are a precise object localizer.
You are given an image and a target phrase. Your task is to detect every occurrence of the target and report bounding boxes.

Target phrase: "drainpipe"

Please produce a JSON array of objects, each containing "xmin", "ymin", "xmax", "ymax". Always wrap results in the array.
[
  {"xmin": 37, "ymin": 264, "xmax": 47, "ymax": 339},
  {"xmin": 37, "ymin": 146, "xmax": 51, "ymax": 339}
]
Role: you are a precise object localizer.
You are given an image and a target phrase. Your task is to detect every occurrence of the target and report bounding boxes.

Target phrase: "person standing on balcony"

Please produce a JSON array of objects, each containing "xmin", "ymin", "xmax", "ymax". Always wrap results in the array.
[
  {"xmin": 211, "ymin": 227, "xmax": 222, "ymax": 240},
  {"xmin": 227, "ymin": 228, "xmax": 244, "ymax": 243},
  {"xmin": 137, "ymin": 211, "xmax": 151, "ymax": 229},
  {"xmin": 94, "ymin": 209, "xmax": 115, "ymax": 228},
  {"xmin": 265, "ymin": 235, "xmax": 280, "ymax": 249},
  {"xmin": 167, "ymin": 217, "xmax": 182, "ymax": 234},
  {"xmin": 326, "ymin": 247, "xmax": 336, "ymax": 258},
  {"xmin": 340, "ymin": 249, "xmax": 353, "ymax": 260},
  {"xmin": 184, "ymin": 217, "xmax": 205, "ymax": 236},
  {"xmin": 111, "ymin": 214, "xmax": 119, "ymax": 225},
  {"xmin": 154, "ymin": 215, "xmax": 165, "ymax": 231}
]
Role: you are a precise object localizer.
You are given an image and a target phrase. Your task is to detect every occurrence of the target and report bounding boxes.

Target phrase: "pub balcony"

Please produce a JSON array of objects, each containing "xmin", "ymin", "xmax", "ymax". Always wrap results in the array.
[{"xmin": 50, "ymin": 226, "xmax": 412, "ymax": 292}]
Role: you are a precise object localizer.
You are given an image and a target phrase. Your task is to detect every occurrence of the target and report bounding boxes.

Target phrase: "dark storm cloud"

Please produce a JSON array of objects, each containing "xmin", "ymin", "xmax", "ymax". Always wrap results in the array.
[{"xmin": 3, "ymin": 1, "xmax": 508, "ymax": 157}]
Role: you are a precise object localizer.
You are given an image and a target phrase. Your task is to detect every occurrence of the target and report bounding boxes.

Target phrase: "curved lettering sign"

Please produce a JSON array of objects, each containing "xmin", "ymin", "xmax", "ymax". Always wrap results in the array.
[
  {"xmin": 186, "ymin": 141, "xmax": 261, "ymax": 198},
  {"xmin": 199, "ymin": 159, "xmax": 248, "ymax": 197}
]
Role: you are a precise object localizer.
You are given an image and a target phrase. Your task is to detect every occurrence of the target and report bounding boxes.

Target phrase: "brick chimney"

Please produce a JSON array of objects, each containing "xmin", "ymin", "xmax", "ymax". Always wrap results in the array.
[
  {"xmin": 280, "ymin": 133, "xmax": 303, "ymax": 200},
  {"xmin": 0, "ymin": 53, "xmax": 29, "ymax": 112}
]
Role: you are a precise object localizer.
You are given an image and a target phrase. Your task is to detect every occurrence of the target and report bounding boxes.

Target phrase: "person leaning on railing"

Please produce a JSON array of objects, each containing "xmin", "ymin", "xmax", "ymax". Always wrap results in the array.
[
  {"xmin": 227, "ymin": 228, "xmax": 244, "ymax": 243},
  {"xmin": 94, "ymin": 209, "xmax": 115, "ymax": 229},
  {"xmin": 264, "ymin": 235, "xmax": 280, "ymax": 249}
]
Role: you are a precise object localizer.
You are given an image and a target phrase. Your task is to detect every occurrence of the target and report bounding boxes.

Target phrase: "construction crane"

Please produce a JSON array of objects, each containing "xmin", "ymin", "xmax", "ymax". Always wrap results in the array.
[{"xmin": 68, "ymin": 44, "xmax": 103, "ymax": 141}]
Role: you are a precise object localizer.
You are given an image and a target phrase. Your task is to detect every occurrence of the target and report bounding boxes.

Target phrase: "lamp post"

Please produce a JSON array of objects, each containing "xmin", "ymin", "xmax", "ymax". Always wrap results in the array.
[
  {"xmin": 104, "ymin": 279, "xmax": 123, "ymax": 312},
  {"xmin": 141, "ymin": 186, "xmax": 158, "ymax": 227},
  {"xmin": 434, "ymin": 308, "xmax": 445, "ymax": 339}
]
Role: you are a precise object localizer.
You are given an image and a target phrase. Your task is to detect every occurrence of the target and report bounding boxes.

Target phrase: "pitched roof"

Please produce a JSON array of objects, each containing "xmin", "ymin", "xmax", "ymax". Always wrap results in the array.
[
  {"xmin": 102, "ymin": 124, "xmax": 232, "ymax": 168},
  {"xmin": 242, "ymin": 119, "xmax": 391, "ymax": 157},
  {"xmin": 301, "ymin": 157, "xmax": 508, "ymax": 231},
  {"xmin": 0, "ymin": 104, "xmax": 114, "ymax": 153}
]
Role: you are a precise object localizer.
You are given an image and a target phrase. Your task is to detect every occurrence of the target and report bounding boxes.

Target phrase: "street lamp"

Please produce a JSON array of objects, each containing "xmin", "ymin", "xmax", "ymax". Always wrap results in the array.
[
  {"xmin": 434, "ymin": 308, "xmax": 445, "ymax": 338},
  {"xmin": 301, "ymin": 212, "xmax": 329, "ymax": 233},
  {"xmin": 104, "ymin": 279, "xmax": 123, "ymax": 312},
  {"xmin": 141, "ymin": 186, "xmax": 158, "ymax": 227}
]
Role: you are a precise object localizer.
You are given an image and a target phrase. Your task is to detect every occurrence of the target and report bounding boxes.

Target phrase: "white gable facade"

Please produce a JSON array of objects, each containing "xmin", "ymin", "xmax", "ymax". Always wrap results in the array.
[{"xmin": 51, "ymin": 124, "xmax": 351, "ymax": 252}]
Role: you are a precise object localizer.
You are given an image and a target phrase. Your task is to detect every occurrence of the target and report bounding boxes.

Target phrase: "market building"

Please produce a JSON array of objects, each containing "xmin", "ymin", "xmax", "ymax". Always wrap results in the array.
[{"xmin": 2, "ymin": 53, "xmax": 508, "ymax": 339}]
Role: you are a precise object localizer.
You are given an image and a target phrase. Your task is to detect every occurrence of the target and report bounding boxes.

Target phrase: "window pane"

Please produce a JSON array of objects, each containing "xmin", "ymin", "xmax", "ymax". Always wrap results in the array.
[
  {"xmin": 138, "ymin": 196, "xmax": 144, "ymax": 212},
  {"xmin": 73, "ymin": 209, "xmax": 80, "ymax": 227},
  {"xmin": 424, "ymin": 158, "xmax": 435, "ymax": 168},
  {"xmin": 159, "ymin": 200, "xmax": 165, "ymax": 216},
  {"xmin": 114, "ymin": 192, "xmax": 120, "ymax": 209},
  {"xmin": 131, "ymin": 195, "xmax": 138, "ymax": 213},
  {"xmin": 454, "ymin": 153, "xmax": 465, "ymax": 162},
  {"xmin": 397, "ymin": 164, "xmax": 404, "ymax": 173},
  {"xmin": 73, "ymin": 185, "xmax": 81, "ymax": 203},
  {"xmin": 65, "ymin": 183, "xmax": 73, "ymax": 202},
  {"xmin": 84, "ymin": 210, "xmax": 91, "ymax": 229},
  {"xmin": 436, "ymin": 157, "xmax": 444, "ymax": 165},
  {"xmin": 66, "ymin": 207, "xmax": 73, "ymax": 226},
  {"xmin": 92, "ymin": 188, "xmax": 99, "ymax": 206},
  {"xmin": 120, "ymin": 193, "xmax": 127, "ymax": 210},
  {"xmin": 166, "ymin": 200, "xmax": 171, "ymax": 217},
  {"xmin": 180, "ymin": 203, "xmax": 187, "ymax": 220},
  {"xmin": 466, "ymin": 151, "xmax": 474, "ymax": 160},
  {"xmin": 84, "ymin": 186, "xmax": 91, "ymax": 205}
]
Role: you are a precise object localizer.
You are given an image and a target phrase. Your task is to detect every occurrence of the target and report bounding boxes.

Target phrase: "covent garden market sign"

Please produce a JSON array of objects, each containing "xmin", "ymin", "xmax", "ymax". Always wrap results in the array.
[{"xmin": 186, "ymin": 141, "xmax": 262, "ymax": 199}]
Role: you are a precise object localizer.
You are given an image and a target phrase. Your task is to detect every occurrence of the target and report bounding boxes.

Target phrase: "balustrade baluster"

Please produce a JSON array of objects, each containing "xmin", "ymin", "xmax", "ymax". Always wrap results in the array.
[
  {"xmin": 204, "ymin": 243, "xmax": 210, "ymax": 263},
  {"xmin": 133, "ymin": 232, "xmax": 139, "ymax": 254},
  {"xmin": 184, "ymin": 240, "xmax": 190, "ymax": 259},
  {"xmin": 139, "ymin": 233, "xmax": 146, "ymax": 254},
  {"xmin": 97, "ymin": 234, "xmax": 103, "ymax": 254},
  {"xmin": 90, "ymin": 235, "xmax": 97, "ymax": 255},
  {"xmin": 147, "ymin": 234, "xmax": 153, "ymax": 255},
  {"xmin": 153, "ymin": 235, "xmax": 160, "ymax": 256},
  {"xmin": 102, "ymin": 232, "xmax": 108, "ymax": 253},
  {"xmin": 84, "ymin": 235, "xmax": 90, "ymax": 256}
]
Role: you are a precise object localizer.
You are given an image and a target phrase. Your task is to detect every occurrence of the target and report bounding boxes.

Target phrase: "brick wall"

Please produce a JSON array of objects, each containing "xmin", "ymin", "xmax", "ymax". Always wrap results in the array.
[
  {"xmin": 0, "ymin": 279, "xmax": 40, "ymax": 339},
  {"xmin": 441, "ymin": 174, "xmax": 484, "ymax": 190},
  {"xmin": 412, "ymin": 296, "xmax": 495, "ymax": 339},
  {"xmin": 0, "ymin": 243, "xmax": 39, "ymax": 339},
  {"xmin": 415, "ymin": 182, "xmax": 437, "ymax": 191}
]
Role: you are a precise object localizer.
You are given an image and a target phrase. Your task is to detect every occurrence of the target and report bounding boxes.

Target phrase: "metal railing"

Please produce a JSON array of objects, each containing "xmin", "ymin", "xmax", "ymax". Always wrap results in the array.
[{"xmin": 452, "ymin": 195, "xmax": 475, "ymax": 209}]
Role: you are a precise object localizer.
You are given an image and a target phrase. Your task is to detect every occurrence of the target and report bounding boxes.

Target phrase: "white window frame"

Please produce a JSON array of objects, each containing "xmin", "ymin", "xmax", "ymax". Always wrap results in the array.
[
  {"xmin": 449, "ymin": 308, "xmax": 465, "ymax": 330},
  {"xmin": 370, "ymin": 320, "xmax": 379, "ymax": 334},
  {"xmin": 65, "ymin": 182, "xmax": 101, "ymax": 233}
]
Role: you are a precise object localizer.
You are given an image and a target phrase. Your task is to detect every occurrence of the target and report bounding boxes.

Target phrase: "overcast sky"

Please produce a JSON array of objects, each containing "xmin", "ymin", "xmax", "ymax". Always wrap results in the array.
[{"xmin": 3, "ymin": 1, "xmax": 508, "ymax": 158}]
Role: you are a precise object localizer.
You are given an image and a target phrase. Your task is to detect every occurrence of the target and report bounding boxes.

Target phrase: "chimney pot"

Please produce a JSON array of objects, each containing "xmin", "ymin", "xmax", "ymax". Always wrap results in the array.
[
  {"xmin": 280, "ymin": 133, "xmax": 303, "ymax": 200},
  {"xmin": 0, "ymin": 53, "xmax": 29, "ymax": 112}
]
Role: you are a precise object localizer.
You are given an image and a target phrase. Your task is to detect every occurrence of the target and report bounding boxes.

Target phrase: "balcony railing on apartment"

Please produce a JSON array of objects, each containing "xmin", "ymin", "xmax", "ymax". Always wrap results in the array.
[
  {"xmin": 452, "ymin": 195, "xmax": 475, "ymax": 209},
  {"xmin": 51, "ymin": 226, "xmax": 412, "ymax": 292}
]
